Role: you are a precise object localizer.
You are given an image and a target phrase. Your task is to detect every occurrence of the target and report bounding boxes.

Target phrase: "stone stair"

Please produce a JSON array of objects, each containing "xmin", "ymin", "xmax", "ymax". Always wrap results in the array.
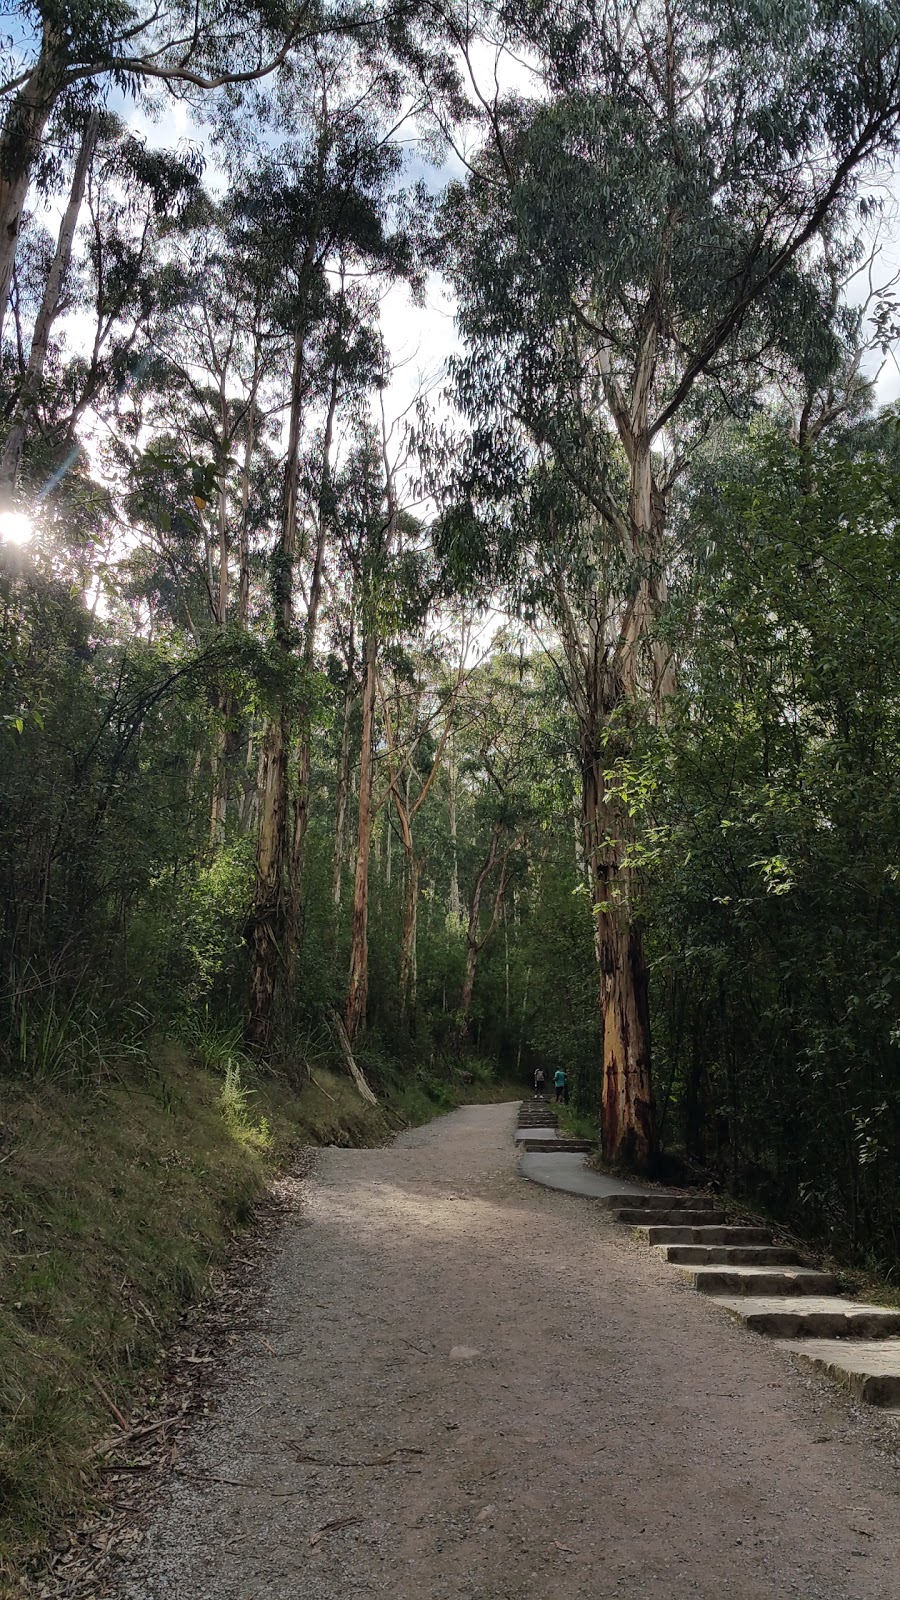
[
  {"xmin": 515, "ymin": 1103, "xmax": 596, "ymax": 1155},
  {"xmin": 518, "ymin": 1138, "xmax": 595, "ymax": 1153},
  {"xmin": 639, "ymin": 1224, "xmax": 773, "ymax": 1245},
  {"xmin": 605, "ymin": 1186, "xmax": 900, "ymax": 1410}
]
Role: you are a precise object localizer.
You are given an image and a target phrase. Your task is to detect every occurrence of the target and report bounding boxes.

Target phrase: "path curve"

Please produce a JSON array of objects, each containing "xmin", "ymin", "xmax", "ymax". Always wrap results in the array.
[{"xmin": 119, "ymin": 1103, "xmax": 899, "ymax": 1600}]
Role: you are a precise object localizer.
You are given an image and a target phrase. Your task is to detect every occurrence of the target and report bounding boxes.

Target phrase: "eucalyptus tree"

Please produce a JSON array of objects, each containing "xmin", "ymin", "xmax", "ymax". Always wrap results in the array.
[
  {"xmin": 335, "ymin": 426, "xmax": 392, "ymax": 1042},
  {"xmin": 333, "ymin": 413, "xmax": 437, "ymax": 1042},
  {"xmin": 378, "ymin": 617, "xmax": 471, "ymax": 1021},
  {"xmin": 1, "ymin": 110, "xmax": 202, "ymax": 517},
  {"xmin": 235, "ymin": 55, "xmax": 425, "ymax": 1046},
  {"xmin": 119, "ymin": 215, "xmax": 288, "ymax": 841},
  {"xmin": 0, "ymin": 104, "xmax": 99, "ymax": 497},
  {"xmin": 0, "ymin": 0, "xmax": 321, "ymax": 340},
  {"xmin": 451, "ymin": 646, "xmax": 542, "ymax": 1036},
  {"xmin": 438, "ymin": 0, "xmax": 900, "ymax": 1169}
]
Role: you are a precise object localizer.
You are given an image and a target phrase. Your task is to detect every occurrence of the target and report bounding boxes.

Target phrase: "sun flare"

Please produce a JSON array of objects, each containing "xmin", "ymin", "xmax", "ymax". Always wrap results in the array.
[{"xmin": 0, "ymin": 510, "xmax": 33, "ymax": 546}]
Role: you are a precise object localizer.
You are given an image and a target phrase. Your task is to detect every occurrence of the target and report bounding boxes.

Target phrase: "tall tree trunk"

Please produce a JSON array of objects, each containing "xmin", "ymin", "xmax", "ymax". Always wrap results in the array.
[
  {"xmin": 448, "ymin": 737, "xmax": 461, "ymax": 921},
  {"xmin": 1, "ymin": 105, "xmax": 98, "ymax": 494},
  {"xmin": 237, "ymin": 362, "xmax": 260, "ymax": 629},
  {"xmin": 345, "ymin": 626, "xmax": 377, "ymax": 1042},
  {"xmin": 209, "ymin": 708, "xmax": 230, "ymax": 847},
  {"xmin": 516, "ymin": 963, "xmax": 531, "ymax": 1076},
  {"xmin": 246, "ymin": 319, "xmax": 305, "ymax": 1045},
  {"xmin": 399, "ymin": 851, "xmax": 421, "ymax": 1022},
  {"xmin": 582, "ymin": 740, "xmax": 656, "ymax": 1173},
  {"xmin": 503, "ymin": 899, "xmax": 510, "ymax": 1022},
  {"xmin": 0, "ymin": 31, "xmax": 66, "ymax": 344},
  {"xmin": 554, "ymin": 505, "xmax": 661, "ymax": 1171},
  {"xmin": 287, "ymin": 353, "xmax": 339, "ymax": 943},
  {"xmin": 239, "ymin": 721, "xmax": 257, "ymax": 831},
  {"xmin": 208, "ymin": 384, "xmax": 233, "ymax": 848},
  {"xmin": 458, "ymin": 824, "xmax": 501, "ymax": 1033},
  {"xmin": 331, "ymin": 674, "xmax": 354, "ymax": 908},
  {"xmin": 245, "ymin": 715, "xmax": 287, "ymax": 1048}
]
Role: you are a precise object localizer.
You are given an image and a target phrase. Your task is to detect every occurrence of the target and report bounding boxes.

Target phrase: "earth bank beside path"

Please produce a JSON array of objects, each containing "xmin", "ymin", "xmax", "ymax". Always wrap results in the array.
[{"xmin": 118, "ymin": 1102, "xmax": 899, "ymax": 1600}]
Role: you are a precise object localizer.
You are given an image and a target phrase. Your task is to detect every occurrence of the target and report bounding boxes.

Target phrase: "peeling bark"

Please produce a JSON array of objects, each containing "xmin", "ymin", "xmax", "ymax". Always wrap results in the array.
[{"xmin": 582, "ymin": 736, "xmax": 656, "ymax": 1173}]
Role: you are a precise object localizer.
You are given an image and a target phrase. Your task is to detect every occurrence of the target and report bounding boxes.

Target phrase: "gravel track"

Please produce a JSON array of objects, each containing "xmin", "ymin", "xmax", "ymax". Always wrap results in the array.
[{"xmin": 117, "ymin": 1102, "xmax": 900, "ymax": 1600}]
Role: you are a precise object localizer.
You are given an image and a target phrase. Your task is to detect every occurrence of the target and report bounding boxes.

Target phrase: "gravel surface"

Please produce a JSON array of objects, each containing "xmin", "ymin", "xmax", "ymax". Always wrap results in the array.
[{"xmin": 116, "ymin": 1102, "xmax": 900, "ymax": 1600}]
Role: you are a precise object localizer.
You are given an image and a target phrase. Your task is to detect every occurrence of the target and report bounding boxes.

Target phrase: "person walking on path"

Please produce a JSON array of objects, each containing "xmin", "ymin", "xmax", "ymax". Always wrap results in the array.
[
  {"xmin": 533, "ymin": 1066, "xmax": 546, "ymax": 1098},
  {"xmin": 554, "ymin": 1067, "xmax": 569, "ymax": 1105}
]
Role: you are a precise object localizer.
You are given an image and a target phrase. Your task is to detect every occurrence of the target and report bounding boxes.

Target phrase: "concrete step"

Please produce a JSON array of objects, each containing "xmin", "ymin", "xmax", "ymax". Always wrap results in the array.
[
  {"xmin": 678, "ymin": 1264, "xmax": 839, "ymax": 1296},
  {"xmin": 639, "ymin": 1225, "xmax": 774, "ymax": 1245},
  {"xmin": 616, "ymin": 1207, "xmax": 728, "ymax": 1227},
  {"xmin": 518, "ymin": 1139, "xmax": 594, "ymax": 1153},
  {"xmin": 713, "ymin": 1295, "xmax": 900, "ymax": 1339},
  {"xmin": 596, "ymin": 1192, "xmax": 720, "ymax": 1213},
  {"xmin": 661, "ymin": 1244, "xmax": 802, "ymax": 1266},
  {"xmin": 776, "ymin": 1337, "xmax": 900, "ymax": 1409}
]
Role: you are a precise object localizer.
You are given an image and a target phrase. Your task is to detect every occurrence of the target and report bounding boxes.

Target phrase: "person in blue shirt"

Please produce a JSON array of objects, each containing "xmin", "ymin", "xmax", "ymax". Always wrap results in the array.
[{"xmin": 554, "ymin": 1068, "xmax": 569, "ymax": 1105}]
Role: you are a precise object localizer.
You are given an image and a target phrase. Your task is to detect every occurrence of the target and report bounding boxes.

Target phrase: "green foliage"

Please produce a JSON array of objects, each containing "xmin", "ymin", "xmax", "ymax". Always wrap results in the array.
[
  {"xmin": 648, "ymin": 432, "xmax": 900, "ymax": 1270},
  {"xmin": 219, "ymin": 1062, "xmax": 272, "ymax": 1151},
  {"xmin": 174, "ymin": 1008, "xmax": 247, "ymax": 1075},
  {"xmin": 170, "ymin": 841, "xmax": 256, "ymax": 1005}
]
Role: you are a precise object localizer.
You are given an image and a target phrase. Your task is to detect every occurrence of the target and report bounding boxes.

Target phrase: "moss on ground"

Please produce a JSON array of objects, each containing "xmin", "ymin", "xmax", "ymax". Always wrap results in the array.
[{"xmin": 0, "ymin": 1045, "xmax": 521, "ymax": 1585}]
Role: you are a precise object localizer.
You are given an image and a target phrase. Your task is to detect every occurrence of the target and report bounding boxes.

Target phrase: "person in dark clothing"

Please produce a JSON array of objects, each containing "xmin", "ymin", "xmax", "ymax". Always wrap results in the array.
[{"xmin": 533, "ymin": 1067, "xmax": 546, "ymax": 1098}]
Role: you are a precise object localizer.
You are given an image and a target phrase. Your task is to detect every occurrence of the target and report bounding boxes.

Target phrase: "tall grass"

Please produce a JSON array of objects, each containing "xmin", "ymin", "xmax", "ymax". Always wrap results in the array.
[{"xmin": 7, "ymin": 977, "xmax": 150, "ymax": 1085}]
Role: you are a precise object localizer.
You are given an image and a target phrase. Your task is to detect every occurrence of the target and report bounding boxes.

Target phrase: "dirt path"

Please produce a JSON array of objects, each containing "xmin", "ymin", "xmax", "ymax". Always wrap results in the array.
[{"xmin": 118, "ymin": 1103, "xmax": 899, "ymax": 1600}]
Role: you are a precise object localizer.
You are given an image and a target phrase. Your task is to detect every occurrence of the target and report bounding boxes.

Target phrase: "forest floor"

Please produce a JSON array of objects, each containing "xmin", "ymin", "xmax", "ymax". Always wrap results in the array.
[{"xmin": 83, "ymin": 1100, "xmax": 900, "ymax": 1600}]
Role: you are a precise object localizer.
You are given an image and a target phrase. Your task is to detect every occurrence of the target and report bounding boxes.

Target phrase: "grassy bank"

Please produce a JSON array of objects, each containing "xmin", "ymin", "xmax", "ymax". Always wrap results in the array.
[{"xmin": 0, "ymin": 1040, "xmax": 521, "ymax": 1585}]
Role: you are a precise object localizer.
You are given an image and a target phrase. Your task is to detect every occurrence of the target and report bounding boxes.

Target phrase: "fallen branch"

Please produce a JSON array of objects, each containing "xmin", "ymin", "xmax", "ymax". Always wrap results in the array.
[
  {"xmin": 309, "ymin": 1515, "xmax": 361, "ymax": 1547},
  {"xmin": 178, "ymin": 1469, "xmax": 306, "ymax": 1497},
  {"xmin": 89, "ymin": 1402, "xmax": 192, "ymax": 1460},
  {"xmin": 329, "ymin": 1009, "xmax": 378, "ymax": 1105},
  {"xmin": 91, "ymin": 1376, "xmax": 129, "ymax": 1432},
  {"xmin": 309, "ymin": 1071, "xmax": 337, "ymax": 1104},
  {"xmin": 288, "ymin": 1445, "xmax": 425, "ymax": 1468}
]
